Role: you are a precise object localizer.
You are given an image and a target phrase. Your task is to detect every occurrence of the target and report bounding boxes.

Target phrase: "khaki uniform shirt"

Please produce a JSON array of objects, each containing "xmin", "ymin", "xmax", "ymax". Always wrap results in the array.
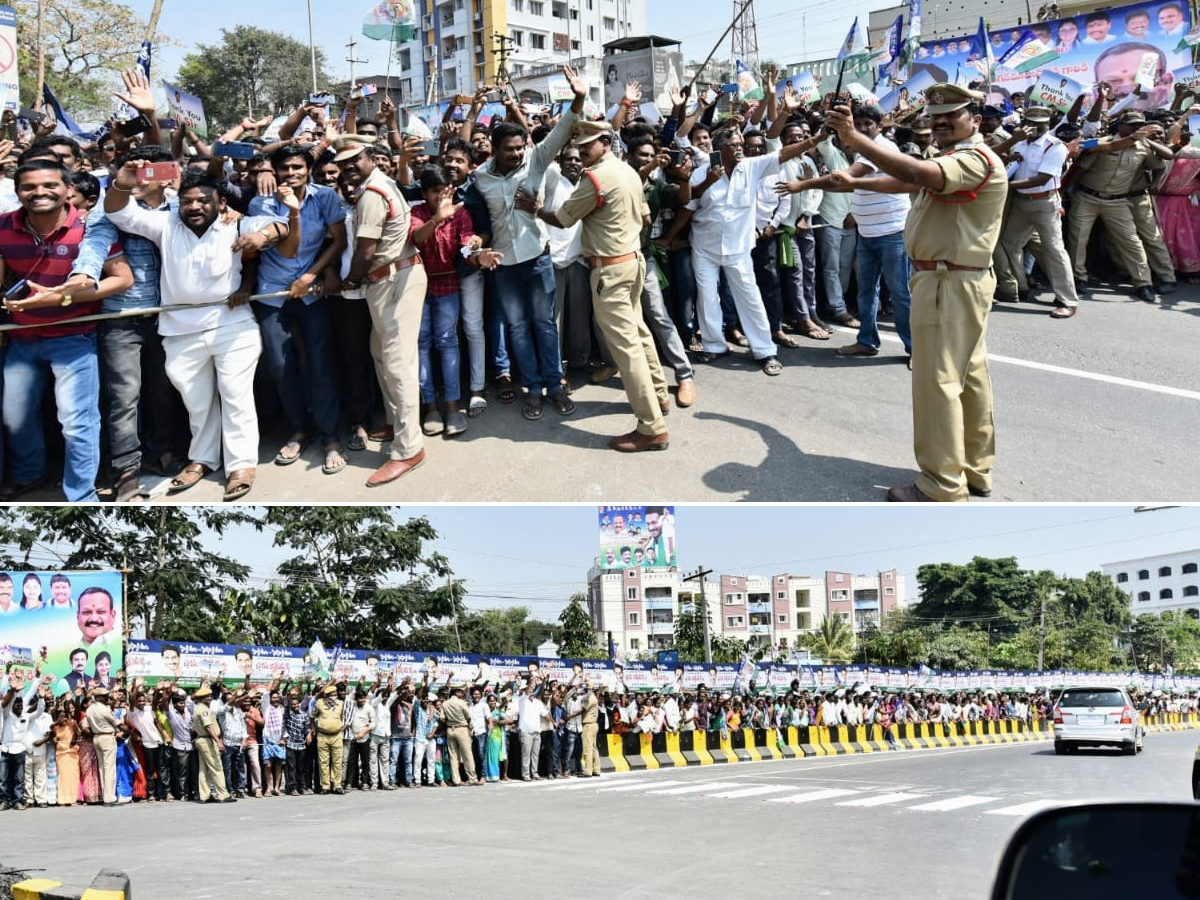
[
  {"xmin": 983, "ymin": 126, "xmax": 1011, "ymax": 148},
  {"xmin": 905, "ymin": 134, "xmax": 1008, "ymax": 269},
  {"xmin": 554, "ymin": 152, "xmax": 650, "ymax": 259},
  {"xmin": 581, "ymin": 693, "xmax": 599, "ymax": 725},
  {"xmin": 1078, "ymin": 139, "xmax": 1163, "ymax": 195},
  {"xmin": 84, "ymin": 702, "xmax": 118, "ymax": 736},
  {"xmin": 353, "ymin": 167, "xmax": 415, "ymax": 269},
  {"xmin": 312, "ymin": 698, "xmax": 345, "ymax": 736},
  {"xmin": 193, "ymin": 703, "xmax": 218, "ymax": 741},
  {"xmin": 440, "ymin": 696, "xmax": 472, "ymax": 729}
]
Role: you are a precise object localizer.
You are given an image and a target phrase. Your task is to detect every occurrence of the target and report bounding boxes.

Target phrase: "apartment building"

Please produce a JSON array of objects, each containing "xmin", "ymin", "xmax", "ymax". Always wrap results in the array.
[{"xmin": 1103, "ymin": 550, "xmax": 1200, "ymax": 617}]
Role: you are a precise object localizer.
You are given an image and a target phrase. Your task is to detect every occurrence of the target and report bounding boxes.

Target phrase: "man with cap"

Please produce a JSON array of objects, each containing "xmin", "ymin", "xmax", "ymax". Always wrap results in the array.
[
  {"xmin": 83, "ymin": 686, "xmax": 120, "ymax": 805},
  {"xmin": 993, "ymin": 105, "xmax": 1080, "ymax": 318},
  {"xmin": 578, "ymin": 681, "xmax": 601, "ymax": 777},
  {"xmin": 439, "ymin": 684, "xmax": 479, "ymax": 785},
  {"xmin": 1066, "ymin": 110, "xmax": 1177, "ymax": 303},
  {"xmin": 517, "ymin": 119, "xmax": 670, "ymax": 451},
  {"xmin": 310, "ymin": 682, "xmax": 345, "ymax": 793},
  {"xmin": 910, "ymin": 119, "xmax": 938, "ymax": 159},
  {"xmin": 336, "ymin": 133, "xmax": 429, "ymax": 488},
  {"xmin": 191, "ymin": 683, "xmax": 234, "ymax": 802},
  {"xmin": 824, "ymin": 83, "xmax": 1008, "ymax": 503},
  {"xmin": 979, "ymin": 106, "xmax": 1010, "ymax": 148}
]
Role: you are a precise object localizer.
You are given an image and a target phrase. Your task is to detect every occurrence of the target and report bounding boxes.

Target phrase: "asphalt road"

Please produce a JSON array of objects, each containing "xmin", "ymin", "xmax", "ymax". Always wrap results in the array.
[
  {"xmin": 16, "ymin": 278, "xmax": 1200, "ymax": 503},
  {"xmin": 6, "ymin": 729, "xmax": 1198, "ymax": 899}
]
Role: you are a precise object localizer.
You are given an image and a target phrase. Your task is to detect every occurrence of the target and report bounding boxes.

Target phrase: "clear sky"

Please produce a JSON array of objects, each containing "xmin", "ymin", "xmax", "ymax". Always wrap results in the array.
[
  {"xmin": 122, "ymin": 0, "xmax": 879, "ymax": 86},
  {"xmin": 215, "ymin": 505, "xmax": 1200, "ymax": 622}
]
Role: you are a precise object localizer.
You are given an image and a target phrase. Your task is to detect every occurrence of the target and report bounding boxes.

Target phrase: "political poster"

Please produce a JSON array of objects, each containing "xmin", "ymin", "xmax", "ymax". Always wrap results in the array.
[
  {"xmin": 162, "ymin": 79, "xmax": 207, "ymax": 138},
  {"xmin": 1172, "ymin": 62, "xmax": 1200, "ymax": 90},
  {"xmin": 1027, "ymin": 71, "xmax": 1085, "ymax": 111},
  {"xmin": 1190, "ymin": 113, "xmax": 1200, "ymax": 144},
  {"xmin": 877, "ymin": 69, "xmax": 938, "ymax": 113},
  {"xmin": 910, "ymin": 0, "xmax": 1193, "ymax": 112},
  {"xmin": 0, "ymin": 6, "xmax": 18, "ymax": 113},
  {"xmin": 0, "ymin": 571, "xmax": 124, "ymax": 696},
  {"xmin": 775, "ymin": 72, "xmax": 820, "ymax": 106},
  {"xmin": 597, "ymin": 505, "xmax": 677, "ymax": 570}
]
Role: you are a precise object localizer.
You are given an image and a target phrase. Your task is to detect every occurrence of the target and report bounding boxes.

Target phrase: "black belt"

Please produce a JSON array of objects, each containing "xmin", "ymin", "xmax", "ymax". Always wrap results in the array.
[{"xmin": 1078, "ymin": 185, "xmax": 1147, "ymax": 201}]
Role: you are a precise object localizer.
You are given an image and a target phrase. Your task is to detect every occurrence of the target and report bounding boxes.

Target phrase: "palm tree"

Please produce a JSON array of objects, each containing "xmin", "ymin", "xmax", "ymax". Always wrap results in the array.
[{"xmin": 810, "ymin": 616, "xmax": 855, "ymax": 663}]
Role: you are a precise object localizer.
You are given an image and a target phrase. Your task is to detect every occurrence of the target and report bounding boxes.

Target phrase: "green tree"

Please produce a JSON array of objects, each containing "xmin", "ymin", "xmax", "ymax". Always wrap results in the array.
[
  {"xmin": 673, "ymin": 599, "xmax": 711, "ymax": 661},
  {"xmin": 176, "ymin": 26, "xmax": 329, "ymax": 129},
  {"xmin": 809, "ymin": 616, "xmax": 855, "ymax": 663},
  {"xmin": 558, "ymin": 594, "xmax": 604, "ymax": 659},
  {"xmin": 15, "ymin": 0, "xmax": 153, "ymax": 118}
]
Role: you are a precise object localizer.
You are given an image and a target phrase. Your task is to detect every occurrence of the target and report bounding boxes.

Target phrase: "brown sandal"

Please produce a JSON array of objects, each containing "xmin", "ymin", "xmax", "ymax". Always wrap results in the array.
[
  {"xmin": 167, "ymin": 462, "xmax": 211, "ymax": 495},
  {"xmin": 222, "ymin": 467, "xmax": 255, "ymax": 502}
]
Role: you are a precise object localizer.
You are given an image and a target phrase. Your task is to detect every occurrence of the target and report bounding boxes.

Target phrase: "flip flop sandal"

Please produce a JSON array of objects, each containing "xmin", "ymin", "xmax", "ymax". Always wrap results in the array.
[
  {"xmin": 800, "ymin": 325, "xmax": 831, "ymax": 341},
  {"xmin": 726, "ymin": 329, "xmax": 750, "ymax": 348},
  {"xmin": 522, "ymin": 394, "xmax": 544, "ymax": 421},
  {"xmin": 167, "ymin": 463, "xmax": 211, "ymax": 495},
  {"xmin": 223, "ymin": 468, "xmax": 256, "ymax": 502},
  {"xmin": 688, "ymin": 337, "xmax": 705, "ymax": 354},
  {"xmin": 496, "ymin": 374, "xmax": 517, "ymax": 404},
  {"xmin": 467, "ymin": 395, "xmax": 488, "ymax": 418},
  {"xmin": 274, "ymin": 435, "xmax": 314, "ymax": 466},
  {"xmin": 695, "ymin": 350, "xmax": 731, "ymax": 364},
  {"xmin": 761, "ymin": 356, "xmax": 784, "ymax": 376},
  {"xmin": 773, "ymin": 333, "xmax": 802, "ymax": 349},
  {"xmin": 548, "ymin": 388, "xmax": 576, "ymax": 416},
  {"xmin": 347, "ymin": 426, "xmax": 367, "ymax": 452},
  {"xmin": 422, "ymin": 410, "xmax": 445, "ymax": 436},
  {"xmin": 322, "ymin": 447, "xmax": 347, "ymax": 475}
]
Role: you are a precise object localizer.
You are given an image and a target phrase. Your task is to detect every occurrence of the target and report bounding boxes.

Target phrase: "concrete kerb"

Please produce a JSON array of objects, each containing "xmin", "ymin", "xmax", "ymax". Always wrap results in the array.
[
  {"xmin": 11, "ymin": 869, "xmax": 130, "ymax": 900},
  {"xmin": 594, "ymin": 713, "xmax": 1200, "ymax": 773}
]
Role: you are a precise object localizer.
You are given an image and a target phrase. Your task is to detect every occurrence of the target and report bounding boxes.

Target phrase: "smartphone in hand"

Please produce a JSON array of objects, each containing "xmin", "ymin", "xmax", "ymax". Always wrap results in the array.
[{"xmin": 136, "ymin": 161, "xmax": 181, "ymax": 183}]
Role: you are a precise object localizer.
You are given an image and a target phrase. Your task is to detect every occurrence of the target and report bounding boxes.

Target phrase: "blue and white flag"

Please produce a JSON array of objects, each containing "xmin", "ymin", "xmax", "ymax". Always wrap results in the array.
[
  {"xmin": 837, "ymin": 18, "xmax": 869, "ymax": 67},
  {"xmin": 115, "ymin": 41, "xmax": 153, "ymax": 122},
  {"xmin": 42, "ymin": 85, "xmax": 88, "ymax": 137}
]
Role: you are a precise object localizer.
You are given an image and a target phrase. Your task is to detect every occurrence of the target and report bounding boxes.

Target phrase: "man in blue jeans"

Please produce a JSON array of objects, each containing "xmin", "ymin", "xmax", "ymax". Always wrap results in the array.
[
  {"xmin": 249, "ymin": 144, "xmax": 348, "ymax": 474},
  {"xmin": 0, "ymin": 158, "xmax": 132, "ymax": 501},
  {"xmin": 472, "ymin": 65, "xmax": 587, "ymax": 421}
]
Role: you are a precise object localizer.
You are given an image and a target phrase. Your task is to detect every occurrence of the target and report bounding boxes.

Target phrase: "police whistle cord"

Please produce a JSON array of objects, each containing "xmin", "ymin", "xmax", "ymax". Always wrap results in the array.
[{"xmin": 0, "ymin": 288, "xmax": 318, "ymax": 334}]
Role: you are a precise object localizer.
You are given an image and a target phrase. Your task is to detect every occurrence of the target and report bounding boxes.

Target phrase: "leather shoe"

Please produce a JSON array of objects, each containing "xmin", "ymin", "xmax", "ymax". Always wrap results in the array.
[
  {"xmin": 676, "ymin": 378, "xmax": 697, "ymax": 408},
  {"xmin": 1135, "ymin": 286, "xmax": 1156, "ymax": 303},
  {"xmin": 367, "ymin": 425, "xmax": 395, "ymax": 442},
  {"xmin": 836, "ymin": 342, "xmax": 879, "ymax": 357},
  {"xmin": 886, "ymin": 483, "xmax": 937, "ymax": 502},
  {"xmin": 968, "ymin": 484, "xmax": 992, "ymax": 498},
  {"xmin": 365, "ymin": 450, "xmax": 426, "ymax": 487},
  {"xmin": 609, "ymin": 430, "xmax": 669, "ymax": 453},
  {"xmin": 1156, "ymin": 281, "xmax": 1177, "ymax": 296},
  {"xmin": 1074, "ymin": 280, "xmax": 1092, "ymax": 296},
  {"xmin": 590, "ymin": 364, "xmax": 618, "ymax": 384},
  {"xmin": 1050, "ymin": 305, "xmax": 1076, "ymax": 319}
]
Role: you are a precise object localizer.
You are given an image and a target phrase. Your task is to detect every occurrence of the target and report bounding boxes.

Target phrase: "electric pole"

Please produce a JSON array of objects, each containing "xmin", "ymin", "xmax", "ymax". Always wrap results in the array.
[
  {"xmin": 731, "ymin": 0, "xmax": 760, "ymax": 71},
  {"xmin": 1037, "ymin": 590, "xmax": 1047, "ymax": 671},
  {"xmin": 492, "ymin": 32, "xmax": 514, "ymax": 87},
  {"xmin": 345, "ymin": 36, "xmax": 369, "ymax": 91},
  {"xmin": 683, "ymin": 566, "xmax": 714, "ymax": 664}
]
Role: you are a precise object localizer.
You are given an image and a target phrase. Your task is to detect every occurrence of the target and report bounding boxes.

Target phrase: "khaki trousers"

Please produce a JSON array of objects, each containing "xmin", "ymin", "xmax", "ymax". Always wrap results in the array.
[
  {"xmin": 1067, "ymin": 192, "xmax": 1152, "ymax": 287},
  {"xmin": 195, "ymin": 737, "xmax": 229, "ymax": 801},
  {"xmin": 910, "ymin": 267, "xmax": 995, "ymax": 503},
  {"xmin": 93, "ymin": 733, "xmax": 118, "ymax": 804},
  {"xmin": 365, "ymin": 262, "xmax": 428, "ymax": 460},
  {"xmin": 447, "ymin": 725, "xmax": 476, "ymax": 784},
  {"xmin": 996, "ymin": 196, "xmax": 1078, "ymax": 306},
  {"xmin": 24, "ymin": 748, "xmax": 47, "ymax": 805},
  {"xmin": 317, "ymin": 733, "xmax": 341, "ymax": 792},
  {"xmin": 581, "ymin": 722, "xmax": 601, "ymax": 776},
  {"xmin": 590, "ymin": 256, "xmax": 667, "ymax": 436},
  {"xmin": 1128, "ymin": 193, "xmax": 1176, "ymax": 284}
]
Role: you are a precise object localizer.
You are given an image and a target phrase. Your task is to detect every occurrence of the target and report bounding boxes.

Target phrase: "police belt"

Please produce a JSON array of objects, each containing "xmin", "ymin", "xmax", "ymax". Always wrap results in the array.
[
  {"xmin": 366, "ymin": 254, "xmax": 423, "ymax": 283},
  {"xmin": 1077, "ymin": 185, "xmax": 1147, "ymax": 201},
  {"xmin": 911, "ymin": 260, "xmax": 988, "ymax": 272},
  {"xmin": 588, "ymin": 251, "xmax": 640, "ymax": 269}
]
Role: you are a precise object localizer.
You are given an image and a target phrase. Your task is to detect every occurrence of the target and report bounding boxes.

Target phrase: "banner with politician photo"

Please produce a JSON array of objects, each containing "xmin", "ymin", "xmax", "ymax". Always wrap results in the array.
[
  {"xmin": 0, "ymin": 570, "xmax": 124, "ymax": 696},
  {"xmin": 597, "ymin": 505, "xmax": 677, "ymax": 570},
  {"xmin": 905, "ymin": 0, "xmax": 1192, "ymax": 112}
]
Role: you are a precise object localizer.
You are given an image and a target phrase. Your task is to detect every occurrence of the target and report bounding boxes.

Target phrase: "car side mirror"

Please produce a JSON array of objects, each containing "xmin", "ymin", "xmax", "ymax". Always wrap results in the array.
[{"xmin": 991, "ymin": 803, "xmax": 1200, "ymax": 900}]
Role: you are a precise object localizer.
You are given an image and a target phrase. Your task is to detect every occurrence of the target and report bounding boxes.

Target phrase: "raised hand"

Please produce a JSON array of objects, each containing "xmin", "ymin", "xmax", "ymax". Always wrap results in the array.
[
  {"xmin": 113, "ymin": 68, "xmax": 156, "ymax": 115},
  {"xmin": 563, "ymin": 63, "xmax": 588, "ymax": 99},
  {"xmin": 624, "ymin": 81, "xmax": 642, "ymax": 104}
]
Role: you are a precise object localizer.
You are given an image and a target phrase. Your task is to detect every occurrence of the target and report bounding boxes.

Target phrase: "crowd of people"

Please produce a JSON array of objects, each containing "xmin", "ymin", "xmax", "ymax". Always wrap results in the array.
[
  {"xmin": 1, "ymin": 58, "xmax": 1197, "ymax": 500},
  {"xmin": 2, "ymin": 659, "xmax": 1191, "ymax": 811}
]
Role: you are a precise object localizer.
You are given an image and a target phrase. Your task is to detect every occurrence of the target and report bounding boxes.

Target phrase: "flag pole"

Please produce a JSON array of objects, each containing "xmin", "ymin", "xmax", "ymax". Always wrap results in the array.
[{"xmin": 307, "ymin": 0, "xmax": 319, "ymax": 93}]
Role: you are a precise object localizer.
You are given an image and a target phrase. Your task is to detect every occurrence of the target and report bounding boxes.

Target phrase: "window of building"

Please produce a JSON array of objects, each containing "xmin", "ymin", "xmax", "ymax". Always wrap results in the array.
[
  {"xmin": 1138, "ymin": 570, "xmax": 1150, "ymax": 580},
  {"xmin": 603, "ymin": 15, "xmax": 616, "ymax": 29},
  {"xmin": 730, "ymin": 577, "xmax": 739, "ymax": 584},
  {"xmin": 587, "ymin": 0, "xmax": 593, "ymax": 8},
  {"xmin": 400, "ymin": 49, "xmax": 412, "ymax": 69},
  {"xmin": 531, "ymin": 32, "xmax": 546, "ymax": 49},
  {"xmin": 726, "ymin": 616, "xmax": 744, "ymax": 628},
  {"xmin": 777, "ymin": 614, "xmax": 787, "ymax": 624},
  {"xmin": 587, "ymin": 25, "xmax": 594, "ymax": 40},
  {"xmin": 1160, "ymin": 566, "xmax": 1173, "ymax": 577},
  {"xmin": 776, "ymin": 591, "xmax": 785, "ymax": 599},
  {"xmin": 831, "ymin": 589, "xmax": 848, "ymax": 600},
  {"xmin": 1138, "ymin": 591, "xmax": 1151, "ymax": 601},
  {"xmin": 835, "ymin": 574, "xmax": 844, "ymax": 582},
  {"xmin": 1161, "ymin": 589, "xmax": 1174, "ymax": 599},
  {"xmin": 1184, "ymin": 563, "xmax": 1198, "ymax": 575},
  {"xmin": 630, "ymin": 638, "xmax": 640, "ymax": 650},
  {"xmin": 531, "ymin": 0, "xmax": 544, "ymax": 13},
  {"xmin": 884, "ymin": 586, "xmax": 894, "ymax": 595},
  {"xmin": 511, "ymin": 29, "xmax": 524, "ymax": 46},
  {"xmin": 1184, "ymin": 585, "xmax": 1199, "ymax": 597},
  {"xmin": 571, "ymin": 39, "xmax": 580, "ymax": 50},
  {"xmin": 457, "ymin": 37, "xmax": 466, "ymax": 51},
  {"xmin": 513, "ymin": 0, "xmax": 524, "ymax": 10},
  {"xmin": 1116, "ymin": 572, "xmax": 1128, "ymax": 583},
  {"xmin": 1189, "ymin": 609, "xmax": 1200, "ymax": 620},
  {"xmin": 628, "ymin": 612, "xmax": 639, "ymax": 625},
  {"xmin": 627, "ymin": 587, "xmax": 637, "ymax": 600}
]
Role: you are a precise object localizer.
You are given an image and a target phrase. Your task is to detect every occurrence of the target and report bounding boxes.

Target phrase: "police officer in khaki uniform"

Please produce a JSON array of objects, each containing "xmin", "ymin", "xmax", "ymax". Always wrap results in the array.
[
  {"xmin": 578, "ymin": 682, "xmax": 601, "ymax": 777},
  {"xmin": 83, "ymin": 687, "xmax": 119, "ymax": 806},
  {"xmin": 825, "ymin": 84, "xmax": 1008, "ymax": 502},
  {"xmin": 1068, "ymin": 110, "xmax": 1177, "ymax": 302},
  {"xmin": 336, "ymin": 134, "xmax": 430, "ymax": 486},
  {"xmin": 910, "ymin": 119, "xmax": 939, "ymax": 159},
  {"xmin": 518, "ymin": 120, "xmax": 670, "ymax": 453},
  {"xmin": 980, "ymin": 106, "xmax": 1011, "ymax": 148},
  {"xmin": 191, "ymin": 684, "xmax": 234, "ymax": 802},
  {"xmin": 311, "ymin": 683, "xmax": 345, "ymax": 794}
]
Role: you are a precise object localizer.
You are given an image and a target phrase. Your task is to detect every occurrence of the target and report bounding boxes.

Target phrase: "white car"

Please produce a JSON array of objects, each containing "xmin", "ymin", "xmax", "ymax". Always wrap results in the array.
[{"xmin": 1052, "ymin": 686, "xmax": 1144, "ymax": 756}]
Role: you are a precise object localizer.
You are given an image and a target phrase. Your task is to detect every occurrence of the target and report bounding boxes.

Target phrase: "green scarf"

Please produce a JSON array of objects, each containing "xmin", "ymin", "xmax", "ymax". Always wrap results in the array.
[
  {"xmin": 647, "ymin": 243, "xmax": 671, "ymax": 290},
  {"xmin": 778, "ymin": 225, "xmax": 796, "ymax": 269}
]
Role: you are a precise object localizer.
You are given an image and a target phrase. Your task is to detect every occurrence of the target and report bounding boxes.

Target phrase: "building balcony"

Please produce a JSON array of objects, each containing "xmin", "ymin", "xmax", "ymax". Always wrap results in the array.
[
  {"xmin": 644, "ymin": 596, "xmax": 674, "ymax": 611},
  {"xmin": 748, "ymin": 601, "xmax": 771, "ymax": 613},
  {"xmin": 749, "ymin": 623, "xmax": 770, "ymax": 634},
  {"xmin": 646, "ymin": 620, "xmax": 675, "ymax": 634}
]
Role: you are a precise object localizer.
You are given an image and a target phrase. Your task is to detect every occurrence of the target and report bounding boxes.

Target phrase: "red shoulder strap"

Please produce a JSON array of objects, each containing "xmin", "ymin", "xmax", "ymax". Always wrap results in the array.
[
  {"xmin": 928, "ymin": 146, "xmax": 1000, "ymax": 205},
  {"xmin": 582, "ymin": 169, "xmax": 604, "ymax": 208},
  {"xmin": 357, "ymin": 184, "xmax": 397, "ymax": 218}
]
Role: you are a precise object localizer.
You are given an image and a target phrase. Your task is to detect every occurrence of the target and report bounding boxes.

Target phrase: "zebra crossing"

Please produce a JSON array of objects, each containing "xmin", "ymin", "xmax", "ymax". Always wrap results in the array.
[{"xmin": 530, "ymin": 773, "xmax": 1065, "ymax": 818}]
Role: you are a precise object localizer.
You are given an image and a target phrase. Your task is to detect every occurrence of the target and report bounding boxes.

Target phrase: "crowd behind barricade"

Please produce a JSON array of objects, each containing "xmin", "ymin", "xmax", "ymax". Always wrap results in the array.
[
  {"xmin": 1, "ymin": 661, "xmax": 1194, "ymax": 811},
  {"xmin": 2, "ymin": 44, "xmax": 1198, "ymax": 502}
]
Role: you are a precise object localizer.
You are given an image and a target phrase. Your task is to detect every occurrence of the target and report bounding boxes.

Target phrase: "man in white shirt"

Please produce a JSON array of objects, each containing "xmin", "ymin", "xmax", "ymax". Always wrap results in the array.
[
  {"xmin": 370, "ymin": 681, "xmax": 399, "ymax": 788},
  {"xmin": 993, "ymin": 106, "xmax": 1080, "ymax": 317},
  {"xmin": 105, "ymin": 163, "xmax": 299, "ymax": 499},
  {"xmin": 128, "ymin": 689, "xmax": 166, "ymax": 800},
  {"xmin": 1, "ymin": 676, "xmax": 43, "ymax": 810},
  {"xmin": 745, "ymin": 130, "xmax": 794, "ymax": 349},
  {"xmin": 468, "ymin": 686, "xmax": 490, "ymax": 782},
  {"xmin": 517, "ymin": 683, "xmax": 546, "ymax": 780}
]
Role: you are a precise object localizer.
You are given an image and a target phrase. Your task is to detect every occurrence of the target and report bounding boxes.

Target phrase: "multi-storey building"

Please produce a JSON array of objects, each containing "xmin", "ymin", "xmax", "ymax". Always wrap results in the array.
[
  {"xmin": 586, "ymin": 565, "xmax": 906, "ymax": 657},
  {"xmin": 394, "ymin": 0, "xmax": 646, "ymax": 106},
  {"xmin": 1103, "ymin": 550, "xmax": 1200, "ymax": 617}
]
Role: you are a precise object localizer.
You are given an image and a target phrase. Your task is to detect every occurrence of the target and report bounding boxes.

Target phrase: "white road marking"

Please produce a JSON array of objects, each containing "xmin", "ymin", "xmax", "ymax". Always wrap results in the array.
[
  {"xmin": 908, "ymin": 794, "xmax": 1001, "ymax": 812},
  {"xmin": 547, "ymin": 778, "xmax": 632, "ymax": 790},
  {"xmin": 837, "ymin": 791, "xmax": 929, "ymax": 807},
  {"xmin": 877, "ymin": 332, "xmax": 1200, "ymax": 401},
  {"xmin": 704, "ymin": 784, "xmax": 797, "ymax": 799},
  {"xmin": 597, "ymin": 780, "xmax": 689, "ymax": 793},
  {"xmin": 647, "ymin": 781, "xmax": 744, "ymax": 795},
  {"xmin": 985, "ymin": 800, "xmax": 1065, "ymax": 817},
  {"xmin": 768, "ymin": 788, "xmax": 861, "ymax": 804}
]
